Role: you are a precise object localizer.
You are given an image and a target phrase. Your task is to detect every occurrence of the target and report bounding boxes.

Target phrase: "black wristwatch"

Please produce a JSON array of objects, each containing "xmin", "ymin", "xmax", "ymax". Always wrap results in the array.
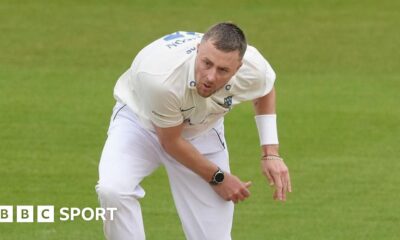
[{"xmin": 209, "ymin": 167, "xmax": 224, "ymax": 185}]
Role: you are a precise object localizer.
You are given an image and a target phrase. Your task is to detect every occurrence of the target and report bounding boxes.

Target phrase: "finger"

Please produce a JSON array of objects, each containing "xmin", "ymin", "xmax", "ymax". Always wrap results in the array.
[
  {"xmin": 281, "ymin": 173, "xmax": 288, "ymax": 201},
  {"xmin": 281, "ymin": 176, "xmax": 286, "ymax": 201},
  {"xmin": 282, "ymin": 185, "xmax": 287, "ymax": 201},
  {"xmin": 273, "ymin": 173, "xmax": 284, "ymax": 201},
  {"xmin": 244, "ymin": 181, "xmax": 252, "ymax": 188},
  {"xmin": 281, "ymin": 167, "xmax": 291, "ymax": 198},
  {"xmin": 234, "ymin": 190, "xmax": 247, "ymax": 202},
  {"xmin": 240, "ymin": 187, "xmax": 251, "ymax": 198},
  {"xmin": 273, "ymin": 190, "xmax": 278, "ymax": 200},
  {"xmin": 264, "ymin": 170, "xmax": 274, "ymax": 186},
  {"xmin": 287, "ymin": 171, "xmax": 292, "ymax": 193},
  {"xmin": 233, "ymin": 192, "xmax": 244, "ymax": 203},
  {"xmin": 242, "ymin": 181, "xmax": 252, "ymax": 197},
  {"xmin": 230, "ymin": 191, "xmax": 241, "ymax": 202}
]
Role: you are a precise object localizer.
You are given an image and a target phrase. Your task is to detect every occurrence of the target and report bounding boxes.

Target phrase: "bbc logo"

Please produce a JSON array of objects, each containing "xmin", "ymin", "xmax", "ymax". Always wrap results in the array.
[{"xmin": 0, "ymin": 205, "xmax": 54, "ymax": 223}]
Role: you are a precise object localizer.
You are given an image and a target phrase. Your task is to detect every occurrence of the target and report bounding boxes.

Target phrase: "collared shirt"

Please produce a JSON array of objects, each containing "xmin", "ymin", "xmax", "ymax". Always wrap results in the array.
[{"xmin": 114, "ymin": 31, "xmax": 276, "ymax": 139}]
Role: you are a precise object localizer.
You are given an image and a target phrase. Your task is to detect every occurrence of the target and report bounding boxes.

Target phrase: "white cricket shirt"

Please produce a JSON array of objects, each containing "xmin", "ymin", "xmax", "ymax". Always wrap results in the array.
[{"xmin": 114, "ymin": 31, "xmax": 276, "ymax": 139}]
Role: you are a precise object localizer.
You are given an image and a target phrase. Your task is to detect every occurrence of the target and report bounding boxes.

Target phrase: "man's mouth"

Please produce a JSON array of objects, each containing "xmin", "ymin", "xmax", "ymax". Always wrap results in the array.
[{"xmin": 203, "ymin": 83, "xmax": 212, "ymax": 89}]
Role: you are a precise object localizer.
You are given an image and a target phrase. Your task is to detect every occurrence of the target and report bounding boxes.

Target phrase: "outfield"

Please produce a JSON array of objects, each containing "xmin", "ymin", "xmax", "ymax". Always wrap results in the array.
[{"xmin": 1, "ymin": 0, "xmax": 399, "ymax": 239}]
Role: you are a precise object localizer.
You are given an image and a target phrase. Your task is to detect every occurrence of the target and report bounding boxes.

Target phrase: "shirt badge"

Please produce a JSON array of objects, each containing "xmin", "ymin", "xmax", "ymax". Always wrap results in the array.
[{"xmin": 222, "ymin": 96, "xmax": 233, "ymax": 108}]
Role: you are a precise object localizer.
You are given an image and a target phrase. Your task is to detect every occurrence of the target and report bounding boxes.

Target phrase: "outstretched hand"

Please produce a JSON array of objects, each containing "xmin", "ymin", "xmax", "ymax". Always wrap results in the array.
[{"xmin": 261, "ymin": 156, "xmax": 291, "ymax": 201}]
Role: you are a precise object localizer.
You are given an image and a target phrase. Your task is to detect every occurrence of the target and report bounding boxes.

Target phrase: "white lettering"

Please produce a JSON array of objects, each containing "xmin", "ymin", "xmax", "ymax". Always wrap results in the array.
[
  {"xmin": 0, "ymin": 206, "xmax": 13, "ymax": 223},
  {"xmin": 70, "ymin": 208, "xmax": 80, "ymax": 221},
  {"xmin": 59, "ymin": 207, "xmax": 69, "ymax": 221},
  {"xmin": 81, "ymin": 208, "xmax": 94, "ymax": 221},
  {"xmin": 107, "ymin": 208, "xmax": 117, "ymax": 221},
  {"xmin": 37, "ymin": 206, "xmax": 54, "ymax": 223},
  {"xmin": 96, "ymin": 208, "xmax": 106, "ymax": 221}
]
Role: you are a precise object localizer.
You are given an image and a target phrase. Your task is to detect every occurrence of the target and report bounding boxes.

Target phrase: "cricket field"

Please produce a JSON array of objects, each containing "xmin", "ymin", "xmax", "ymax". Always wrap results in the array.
[{"xmin": 1, "ymin": 0, "xmax": 399, "ymax": 239}]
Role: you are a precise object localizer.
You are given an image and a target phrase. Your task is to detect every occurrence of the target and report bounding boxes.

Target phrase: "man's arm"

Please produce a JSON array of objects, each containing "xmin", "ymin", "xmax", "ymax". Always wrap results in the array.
[
  {"xmin": 253, "ymin": 87, "xmax": 292, "ymax": 201},
  {"xmin": 154, "ymin": 124, "xmax": 251, "ymax": 203},
  {"xmin": 253, "ymin": 87, "xmax": 280, "ymax": 156}
]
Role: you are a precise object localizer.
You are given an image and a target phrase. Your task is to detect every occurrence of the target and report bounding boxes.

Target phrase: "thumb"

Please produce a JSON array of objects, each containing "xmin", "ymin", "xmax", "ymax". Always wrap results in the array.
[{"xmin": 244, "ymin": 181, "xmax": 252, "ymax": 188}]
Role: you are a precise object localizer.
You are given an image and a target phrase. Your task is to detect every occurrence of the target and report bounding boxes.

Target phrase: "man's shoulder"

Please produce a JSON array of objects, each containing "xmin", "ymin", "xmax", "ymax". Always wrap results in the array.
[
  {"xmin": 227, "ymin": 45, "xmax": 276, "ymax": 101},
  {"xmin": 240, "ymin": 45, "xmax": 276, "ymax": 82},
  {"xmin": 131, "ymin": 31, "xmax": 202, "ymax": 75}
]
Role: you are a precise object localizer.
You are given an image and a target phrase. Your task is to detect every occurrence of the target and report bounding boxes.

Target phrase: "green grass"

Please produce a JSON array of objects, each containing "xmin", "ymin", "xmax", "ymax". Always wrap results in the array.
[{"xmin": 1, "ymin": 0, "xmax": 399, "ymax": 239}]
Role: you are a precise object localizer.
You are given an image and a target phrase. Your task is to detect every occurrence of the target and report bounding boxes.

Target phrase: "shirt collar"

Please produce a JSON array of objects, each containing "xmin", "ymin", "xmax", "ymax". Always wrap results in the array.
[{"xmin": 187, "ymin": 54, "xmax": 197, "ymax": 89}]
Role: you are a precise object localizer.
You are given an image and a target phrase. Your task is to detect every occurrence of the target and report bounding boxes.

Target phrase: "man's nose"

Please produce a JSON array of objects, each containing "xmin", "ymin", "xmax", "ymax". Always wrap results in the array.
[{"xmin": 206, "ymin": 68, "xmax": 217, "ymax": 82}]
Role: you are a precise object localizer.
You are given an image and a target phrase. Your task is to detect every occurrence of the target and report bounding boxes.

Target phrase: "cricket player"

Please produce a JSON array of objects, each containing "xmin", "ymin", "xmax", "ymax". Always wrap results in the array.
[{"xmin": 96, "ymin": 22, "xmax": 291, "ymax": 240}]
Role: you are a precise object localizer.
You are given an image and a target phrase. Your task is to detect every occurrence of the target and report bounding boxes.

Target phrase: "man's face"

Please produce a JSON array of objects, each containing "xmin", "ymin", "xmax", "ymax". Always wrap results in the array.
[{"xmin": 194, "ymin": 40, "xmax": 242, "ymax": 98}]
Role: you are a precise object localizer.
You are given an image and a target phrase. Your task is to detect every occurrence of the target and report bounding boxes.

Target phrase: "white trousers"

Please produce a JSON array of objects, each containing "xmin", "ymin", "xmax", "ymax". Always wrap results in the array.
[{"xmin": 96, "ymin": 102, "xmax": 234, "ymax": 240}]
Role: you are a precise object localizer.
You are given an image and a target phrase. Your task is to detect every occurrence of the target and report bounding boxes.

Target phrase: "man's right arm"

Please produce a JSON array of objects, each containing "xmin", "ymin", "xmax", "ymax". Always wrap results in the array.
[{"xmin": 154, "ymin": 123, "xmax": 251, "ymax": 203}]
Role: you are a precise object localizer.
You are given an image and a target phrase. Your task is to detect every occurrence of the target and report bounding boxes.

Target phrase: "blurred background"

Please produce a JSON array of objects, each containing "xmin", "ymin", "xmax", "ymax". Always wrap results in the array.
[{"xmin": 0, "ymin": 0, "xmax": 399, "ymax": 239}]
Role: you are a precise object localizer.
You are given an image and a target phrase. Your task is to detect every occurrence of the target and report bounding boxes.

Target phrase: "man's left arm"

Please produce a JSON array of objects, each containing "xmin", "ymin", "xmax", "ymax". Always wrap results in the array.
[{"xmin": 253, "ymin": 87, "xmax": 292, "ymax": 201}]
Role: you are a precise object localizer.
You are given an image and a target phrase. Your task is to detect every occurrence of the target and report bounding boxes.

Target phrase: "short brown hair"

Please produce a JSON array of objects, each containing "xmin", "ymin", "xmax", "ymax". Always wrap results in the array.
[{"xmin": 202, "ymin": 22, "xmax": 247, "ymax": 59}]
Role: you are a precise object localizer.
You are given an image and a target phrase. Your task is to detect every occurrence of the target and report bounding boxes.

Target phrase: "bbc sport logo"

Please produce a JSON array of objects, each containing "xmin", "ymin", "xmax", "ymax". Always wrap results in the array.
[{"xmin": 0, "ymin": 205, "xmax": 117, "ymax": 223}]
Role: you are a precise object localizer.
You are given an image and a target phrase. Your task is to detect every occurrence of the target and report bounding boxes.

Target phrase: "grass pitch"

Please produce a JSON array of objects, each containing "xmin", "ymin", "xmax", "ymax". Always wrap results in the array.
[{"xmin": 1, "ymin": 0, "xmax": 399, "ymax": 239}]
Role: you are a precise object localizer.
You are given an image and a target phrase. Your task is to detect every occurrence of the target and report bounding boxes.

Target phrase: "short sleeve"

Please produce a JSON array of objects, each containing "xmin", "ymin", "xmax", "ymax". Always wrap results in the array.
[{"xmin": 232, "ymin": 46, "xmax": 276, "ymax": 102}]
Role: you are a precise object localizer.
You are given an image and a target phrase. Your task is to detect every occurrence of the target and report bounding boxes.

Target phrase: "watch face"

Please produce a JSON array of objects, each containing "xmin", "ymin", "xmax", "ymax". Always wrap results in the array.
[{"xmin": 215, "ymin": 172, "xmax": 224, "ymax": 183}]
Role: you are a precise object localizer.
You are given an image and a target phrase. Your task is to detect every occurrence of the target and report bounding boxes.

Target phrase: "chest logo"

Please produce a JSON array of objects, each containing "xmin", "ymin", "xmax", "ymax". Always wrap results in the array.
[{"xmin": 222, "ymin": 96, "xmax": 233, "ymax": 108}]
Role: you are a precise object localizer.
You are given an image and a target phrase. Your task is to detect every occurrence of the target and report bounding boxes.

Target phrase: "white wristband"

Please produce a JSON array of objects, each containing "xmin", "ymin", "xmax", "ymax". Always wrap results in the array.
[{"xmin": 255, "ymin": 114, "xmax": 279, "ymax": 145}]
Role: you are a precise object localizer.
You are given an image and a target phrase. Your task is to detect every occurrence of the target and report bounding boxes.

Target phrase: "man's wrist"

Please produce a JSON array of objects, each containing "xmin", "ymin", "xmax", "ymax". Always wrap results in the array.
[
  {"xmin": 262, "ymin": 155, "xmax": 283, "ymax": 161},
  {"xmin": 209, "ymin": 167, "xmax": 224, "ymax": 185},
  {"xmin": 261, "ymin": 144, "xmax": 280, "ymax": 157}
]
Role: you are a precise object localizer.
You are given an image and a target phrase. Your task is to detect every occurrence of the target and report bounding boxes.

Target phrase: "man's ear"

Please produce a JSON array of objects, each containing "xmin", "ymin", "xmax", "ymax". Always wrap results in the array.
[{"xmin": 236, "ymin": 61, "xmax": 243, "ymax": 71}]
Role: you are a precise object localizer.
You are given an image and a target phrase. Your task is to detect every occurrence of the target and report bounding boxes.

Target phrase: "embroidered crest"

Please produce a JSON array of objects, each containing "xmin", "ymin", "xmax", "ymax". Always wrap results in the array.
[{"xmin": 223, "ymin": 96, "xmax": 233, "ymax": 108}]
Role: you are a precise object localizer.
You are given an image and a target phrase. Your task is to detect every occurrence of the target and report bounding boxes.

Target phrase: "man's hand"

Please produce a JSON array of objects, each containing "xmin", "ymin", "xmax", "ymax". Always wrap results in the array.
[
  {"xmin": 261, "ymin": 157, "xmax": 291, "ymax": 201},
  {"xmin": 211, "ymin": 173, "xmax": 252, "ymax": 204},
  {"xmin": 155, "ymin": 124, "xmax": 252, "ymax": 204}
]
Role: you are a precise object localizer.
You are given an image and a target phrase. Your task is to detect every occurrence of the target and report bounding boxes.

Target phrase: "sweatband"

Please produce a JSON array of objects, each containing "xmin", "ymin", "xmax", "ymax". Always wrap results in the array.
[{"xmin": 255, "ymin": 114, "xmax": 279, "ymax": 145}]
